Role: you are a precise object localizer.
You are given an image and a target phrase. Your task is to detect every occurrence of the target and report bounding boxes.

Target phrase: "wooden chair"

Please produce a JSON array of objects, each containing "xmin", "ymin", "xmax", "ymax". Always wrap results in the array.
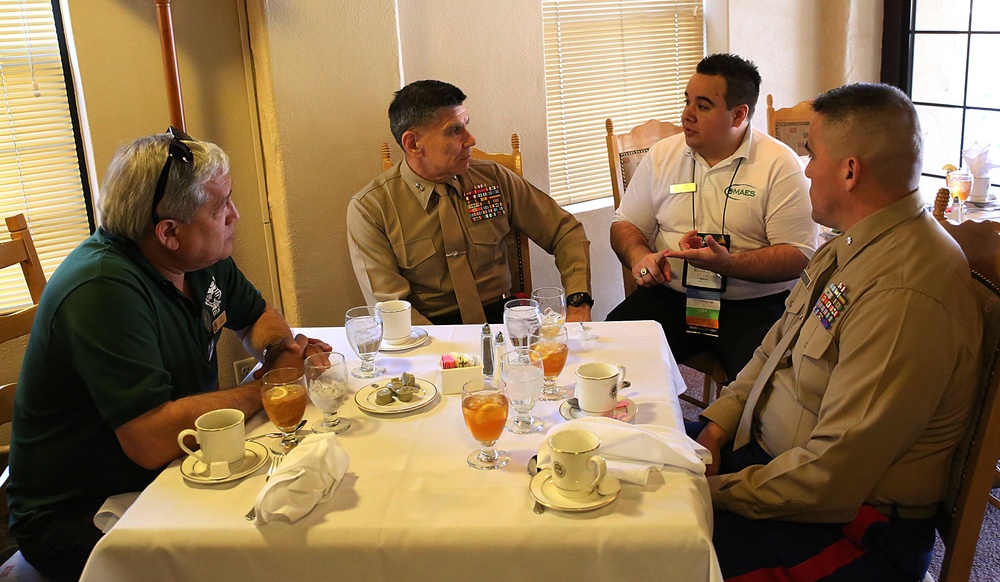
[
  {"xmin": 605, "ymin": 118, "xmax": 727, "ymax": 406},
  {"xmin": 766, "ymin": 94, "xmax": 813, "ymax": 157},
  {"xmin": 930, "ymin": 219, "xmax": 1000, "ymax": 582},
  {"xmin": 381, "ymin": 135, "xmax": 532, "ymax": 296}
]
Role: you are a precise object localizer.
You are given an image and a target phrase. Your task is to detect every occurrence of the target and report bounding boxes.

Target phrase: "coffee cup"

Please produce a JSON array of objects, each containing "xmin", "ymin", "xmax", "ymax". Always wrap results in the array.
[
  {"xmin": 376, "ymin": 300, "xmax": 412, "ymax": 345},
  {"xmin": 575, "ymin": 362, "xmax": 626, "ymax": 413},
  {"xmin": 970, "ymin": 176, "xmax": 991, "ymax": 203},
  {"xmin": 547, "ymin": 429, "xmax": 607, "ymax": 498},
  {"xmin": 177, "ymin": 408, "xmax": 245, "ymax": 478}
]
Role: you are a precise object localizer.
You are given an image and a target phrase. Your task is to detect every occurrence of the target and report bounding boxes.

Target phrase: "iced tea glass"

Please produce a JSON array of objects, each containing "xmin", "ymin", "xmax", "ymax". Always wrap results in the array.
[
  {"xmin": 529, "ymin": 324, "xmax": 569, "ymax": 400},
  {"xmin": 948, "ymin": 169, "xmax": 974, "ymax": 223},
  {"xmin": 304, "ymin": 351, "xmax": 351, "ymax": 434},
  {"xmin": 461, "ymin": 377, "xmax": 510, "ymax": 470},
  {"xmin": 261, "ymin": 367, "xmax": 309, "ymax": 454}
]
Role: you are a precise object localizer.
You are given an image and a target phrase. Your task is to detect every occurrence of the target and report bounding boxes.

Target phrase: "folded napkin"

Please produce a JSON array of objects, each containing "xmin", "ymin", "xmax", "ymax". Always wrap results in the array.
[
  {"xmin": 93, "ymin": 491, "xmax": 141, "ymax": 533},
  {"xmin": 254, "ymin": 432, "xmax": 350, "ymax": 525},
  {"xmin": 537, "ymin": 417, "xmax": 711, "ymax": 485}
]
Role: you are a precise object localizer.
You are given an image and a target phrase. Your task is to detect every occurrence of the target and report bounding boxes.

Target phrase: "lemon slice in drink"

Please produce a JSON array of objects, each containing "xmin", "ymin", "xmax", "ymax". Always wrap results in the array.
[
  {"xmin": 942, "ymin": 163, "xmax": 958, "ymax": 174},
  {"xmin": 267, "ymin": 386, "xmax": 288, "ymax": 400}
]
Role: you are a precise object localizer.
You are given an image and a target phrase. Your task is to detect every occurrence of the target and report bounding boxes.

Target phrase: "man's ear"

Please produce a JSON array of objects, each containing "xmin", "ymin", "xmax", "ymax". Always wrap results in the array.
[
  {"xmin": 155, "ymin": 219, "xmax": 181, "ymax": 251},
  {"xmin": 844, "ymin": 157, "xmax": 860, "ymax": 191},
  {"xmin": 400, "ymin": 130, "xmax": 421, "ymax": 156},
  {"xmin": 731, "ymin": 104, "xmax": 749, "ymax": 128}
]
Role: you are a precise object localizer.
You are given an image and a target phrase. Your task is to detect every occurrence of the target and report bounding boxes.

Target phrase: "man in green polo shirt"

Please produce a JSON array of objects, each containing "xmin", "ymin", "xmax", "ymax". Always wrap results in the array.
[{"xmin": 7, "ymin": 129, "xmax": 327, "ymax": 580}]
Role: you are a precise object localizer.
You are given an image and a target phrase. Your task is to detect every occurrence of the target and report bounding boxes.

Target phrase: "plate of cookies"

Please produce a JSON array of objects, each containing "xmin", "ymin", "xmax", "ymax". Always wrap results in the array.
[{"xmin": 354, "ymin": 372, "xmax": 439, "ymax": 415}]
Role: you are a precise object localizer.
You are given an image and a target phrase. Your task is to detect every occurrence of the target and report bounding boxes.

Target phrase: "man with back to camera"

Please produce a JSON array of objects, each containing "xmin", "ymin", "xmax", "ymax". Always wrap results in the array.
[
  {"xmin": 608, "ymin": 53, "xmax": 818, "ymax": 380},
  {"xmin": 694, "ymin": 83, "xmax": 981, "ymax": 580},
  {"xmin": 348, "ymin": 80, "xmax": 593, "ymax": 326},
  {"xmin": 7, "ymin": 129, "xmax": 328, "ymax": 580}
]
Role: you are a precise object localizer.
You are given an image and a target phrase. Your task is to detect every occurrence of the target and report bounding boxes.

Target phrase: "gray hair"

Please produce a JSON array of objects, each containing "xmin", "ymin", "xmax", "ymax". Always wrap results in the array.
[{"xmin": 99, "ymin": 132, "xmax": 230, "ymax": 241}]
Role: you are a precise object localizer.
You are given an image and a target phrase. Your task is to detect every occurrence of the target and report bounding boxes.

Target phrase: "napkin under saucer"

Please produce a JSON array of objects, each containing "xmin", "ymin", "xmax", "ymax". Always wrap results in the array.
[
  {"xmin": 537, "ymin": 417, "xmax": 710, "ymax": 485},
  {"xmin": 253, "ymin": 432, "xmax": 350, "ymax": 525}
]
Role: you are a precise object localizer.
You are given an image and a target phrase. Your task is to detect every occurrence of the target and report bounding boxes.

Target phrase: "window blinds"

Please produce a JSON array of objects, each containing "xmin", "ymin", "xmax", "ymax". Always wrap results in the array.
[
  {"xmin": 542, "ymin": 0, "xmax": 704, "ymax": 205},
  {"xmin": 0, "ymin": 0, "xmax": 91, "ymax": 310}
]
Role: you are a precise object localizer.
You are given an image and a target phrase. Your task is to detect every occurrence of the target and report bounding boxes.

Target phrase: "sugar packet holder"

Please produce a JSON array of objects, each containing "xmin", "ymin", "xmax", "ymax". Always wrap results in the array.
[{"xmin": 439, "ymin": 352, "xmax": 483, "ymax": 394}]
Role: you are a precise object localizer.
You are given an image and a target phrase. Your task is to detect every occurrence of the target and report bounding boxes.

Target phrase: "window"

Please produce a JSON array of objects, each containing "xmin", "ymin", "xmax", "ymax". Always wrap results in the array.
[
  {"xmin": 0, "ymin": 0, "xmax": 92, "ymax": 310},
  {"xmin": 542, "ymin": 0, "xmax": 704, "ymax": 206},
  {"xmin": 905, "ymin": 0, "xmax": 1000, "ymax": 202}
]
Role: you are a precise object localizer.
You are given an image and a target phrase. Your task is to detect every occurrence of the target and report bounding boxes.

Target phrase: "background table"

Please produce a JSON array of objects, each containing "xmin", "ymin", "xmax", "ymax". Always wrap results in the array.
[{"xmin": 80, "ymin": 321, "xmax": 722, "ymax": 581}]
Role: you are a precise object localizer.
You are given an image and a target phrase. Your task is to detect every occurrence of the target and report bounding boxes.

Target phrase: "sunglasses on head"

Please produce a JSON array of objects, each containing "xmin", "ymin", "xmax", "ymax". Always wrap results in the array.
[{"xmin": 151, "ymin": 126, "xmax": 195, "ymax": 224}]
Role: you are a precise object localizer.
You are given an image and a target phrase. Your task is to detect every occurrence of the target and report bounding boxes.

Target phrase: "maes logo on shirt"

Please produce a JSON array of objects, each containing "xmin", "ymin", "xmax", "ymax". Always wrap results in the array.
[
  {"xmin": 204, "ymin": 277, "xmax": 223, "ymax": 316},
  {"xmin": 725, "ymin": 183, "xmax": 757, "ymax": 199}
]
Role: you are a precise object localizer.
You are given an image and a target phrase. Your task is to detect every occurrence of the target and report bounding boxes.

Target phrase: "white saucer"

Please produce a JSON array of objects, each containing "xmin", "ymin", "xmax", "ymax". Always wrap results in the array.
[
  {"xmin": 559, "ymin": 397, "xmax": 637, "ymax": 423},
  {"xmin": 528, "ymin": 469, "xmax": 619, "ymax": 512},
  {"xmin": 355, "ymin": 376, "xmax": 439, "ymax": 415},
  {"xmin": 379, "ymin": 327, "xmax": 430, "ymax": 352},
  {"xmin": 180, "ymin": 441, "xmax": 269, "ymax": 484}
]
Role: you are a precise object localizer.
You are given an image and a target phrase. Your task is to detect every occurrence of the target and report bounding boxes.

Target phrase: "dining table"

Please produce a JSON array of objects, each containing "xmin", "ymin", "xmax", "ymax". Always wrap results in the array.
[{"xmin": 79, "ymin": 320, "xmax": 722, "ymax": 582}]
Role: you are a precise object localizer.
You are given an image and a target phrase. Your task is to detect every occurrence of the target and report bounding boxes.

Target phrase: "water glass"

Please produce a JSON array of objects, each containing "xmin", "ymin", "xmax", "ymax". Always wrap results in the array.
[
  {"xmin": 503, "ymin": 298, "xmax": 540, "ymax": 349},
  {"xmin": 531, "ymin": 287, "xmax": 566, "ymax": 327},
  {"xmin": 304, "ymin": 351, "xmax": 351, "ymax": 434},
  {"xmin": 500, "ymin": 349, "xmax": 544, "ymax": 434},
  {"xmin": 345, "ymin": 306, "xmax": 386, "ymax": 378}
]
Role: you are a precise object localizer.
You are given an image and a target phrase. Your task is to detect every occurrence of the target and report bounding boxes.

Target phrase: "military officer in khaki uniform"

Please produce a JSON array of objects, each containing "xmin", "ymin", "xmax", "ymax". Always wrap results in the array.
[
  {"xmin": 685, "ymin": 84, "xmax": 982, "ymax": 579},
  {"xmin": 348, "ymin": 80, "xmax": 592, "ymax": 325}
]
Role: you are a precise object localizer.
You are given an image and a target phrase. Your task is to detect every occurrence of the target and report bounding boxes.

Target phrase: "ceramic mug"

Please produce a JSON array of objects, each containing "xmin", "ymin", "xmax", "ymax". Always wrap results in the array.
[
  {"xmin": 177, "ymin": 408, "xmax": 245, "ymax": 478},
  {"xmin": 376, "ymin": 299, "xmax": 412, "ymax": 345},
  {"xmin": 547, "ymin": 429, "xmax": 607, "ymax": 498},
  {"xmin": 970, "ymin": 175, "xmax": 991, "ymax": 203},
  {"xmin": 575, "ymin": 362, "xmax": 626, "ymax": 413}
]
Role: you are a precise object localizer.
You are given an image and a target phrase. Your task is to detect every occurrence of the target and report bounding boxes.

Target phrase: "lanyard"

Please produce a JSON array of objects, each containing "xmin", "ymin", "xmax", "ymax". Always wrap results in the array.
[{"xmin": 690, "ymin": 156, "xmax": 743, "ymax": 237}]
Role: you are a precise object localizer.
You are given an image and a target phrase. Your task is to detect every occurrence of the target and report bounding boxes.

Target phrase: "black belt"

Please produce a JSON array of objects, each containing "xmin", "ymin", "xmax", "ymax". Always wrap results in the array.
[{"xmin": 870, "ymin": 502, "xmax": 939, "ymax": 520}]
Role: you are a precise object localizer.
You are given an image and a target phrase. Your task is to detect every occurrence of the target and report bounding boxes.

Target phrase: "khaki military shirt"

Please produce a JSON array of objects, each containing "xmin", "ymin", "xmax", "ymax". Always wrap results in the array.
[
  {"xmin": 348, "ymin": 159, "xmax": 591, "ymax": 323},
  {"xmin": 702, "ymin": 191, "xmax": 982, "ymax": 522}
]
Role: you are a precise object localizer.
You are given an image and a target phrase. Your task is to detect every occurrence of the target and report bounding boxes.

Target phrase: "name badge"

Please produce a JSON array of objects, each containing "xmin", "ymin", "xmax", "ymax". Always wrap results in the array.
[
  {"xmin": 685, "ymin": 287, "xmax": 721, "ymax": 337},
  {"xmin": 670, "ymin": 182, "xmax": 697, "ymax": 194},
  {"xmin": 681, "ymin": 233, "xmax": 728, "ymax": 292}
]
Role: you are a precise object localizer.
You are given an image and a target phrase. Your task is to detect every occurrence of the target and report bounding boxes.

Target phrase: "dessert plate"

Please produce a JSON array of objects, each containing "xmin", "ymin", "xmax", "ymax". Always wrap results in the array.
[
  {"xmin": 181, "ymin": 441, "xmax": 269, "ymax": 484},
  {"xmin": 559, "ymin": 397, "xmax": 637, "ymax": 423},
  {"xmin": 528, "ymin": 469, "xmax": 619, "ymax": 513},
  {"xmin": 355, "ymin": 377, "xmax": 438, "ymax": 415},
  {"xmin": 379, "ymin": 327, "xmax": 429, "ymax": 352}
]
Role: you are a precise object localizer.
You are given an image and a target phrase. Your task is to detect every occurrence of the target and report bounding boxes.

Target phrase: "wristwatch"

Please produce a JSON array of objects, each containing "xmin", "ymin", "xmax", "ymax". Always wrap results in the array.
[
  {"xmin": 261, "ymin": 338, "xmax": 287, "ymax": 365},
  {"xmin": 566, "ymin": 292, "xmax": 594, "ymax": 308}
]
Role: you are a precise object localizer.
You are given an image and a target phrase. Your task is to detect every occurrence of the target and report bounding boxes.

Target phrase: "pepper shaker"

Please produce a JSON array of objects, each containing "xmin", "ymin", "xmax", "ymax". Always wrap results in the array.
[{"xmin": 481, "ymin": 324, "xmax": 494, "ymax": 377}]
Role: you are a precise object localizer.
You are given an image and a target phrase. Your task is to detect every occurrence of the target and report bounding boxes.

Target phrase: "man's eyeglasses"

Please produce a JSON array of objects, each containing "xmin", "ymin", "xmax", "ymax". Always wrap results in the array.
[{"xmin": 151, "ymin": 126, "xmax": 195, "ymax": 224}]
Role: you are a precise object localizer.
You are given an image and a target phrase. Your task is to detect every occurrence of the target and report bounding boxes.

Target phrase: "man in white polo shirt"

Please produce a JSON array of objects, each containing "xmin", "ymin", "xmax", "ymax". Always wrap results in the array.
[{"xmin": 608, "ymin": 53, "xmax": 818, "ymax": 380}]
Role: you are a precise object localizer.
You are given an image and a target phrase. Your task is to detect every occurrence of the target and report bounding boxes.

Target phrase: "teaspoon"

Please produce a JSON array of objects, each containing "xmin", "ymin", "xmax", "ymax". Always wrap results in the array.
[{"xmin": 246, "ymin": 419, "xmax": 307, "ymax": 441}]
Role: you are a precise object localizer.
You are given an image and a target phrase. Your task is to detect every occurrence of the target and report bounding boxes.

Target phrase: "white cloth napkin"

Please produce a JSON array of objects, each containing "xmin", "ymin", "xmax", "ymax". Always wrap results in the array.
[
  {"xmin": 253, "ymin": 432, "xmax": 350, "ymax": 525},
  {"xmin": 93, "ymin": 492, "xmax": 141, "ymax": 533},
  {"xmin": 537, "ymin": 417, "xmax": 711, "ymax": 485}
]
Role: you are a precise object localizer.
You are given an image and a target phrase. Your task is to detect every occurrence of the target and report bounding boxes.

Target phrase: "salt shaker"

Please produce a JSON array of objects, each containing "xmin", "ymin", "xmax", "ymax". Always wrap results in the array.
[
  {"xmin": 493, "ymin": 331, "xmax": 505, "ymax": 382},
  {"xmin": 481, "ymin": 324, "xmax": 494, "ymax": 377}
]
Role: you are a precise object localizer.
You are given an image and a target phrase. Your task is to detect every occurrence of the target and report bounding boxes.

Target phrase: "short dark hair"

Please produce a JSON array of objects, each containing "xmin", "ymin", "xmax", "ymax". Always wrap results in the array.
[
  {"xmin": 388, "ymin": 80, "xmax": 467, "ymax": 146},
  {"xmin": 812, "ymin": 83, "xmax": 922, "ymax": 191},
  {"xmin": 696, "ymin": 53, "xmax": 762, "ymax": 119}
]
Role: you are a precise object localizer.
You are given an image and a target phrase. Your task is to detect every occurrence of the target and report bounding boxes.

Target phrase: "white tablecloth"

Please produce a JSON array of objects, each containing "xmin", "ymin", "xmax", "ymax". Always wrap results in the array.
[{"xmin": 80, "ymin": 321, "xmax": 721, "ymax": 582}]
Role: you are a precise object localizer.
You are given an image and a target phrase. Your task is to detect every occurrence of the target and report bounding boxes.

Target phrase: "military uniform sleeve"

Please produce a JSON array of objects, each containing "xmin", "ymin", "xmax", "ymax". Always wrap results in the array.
[
  {"xmin": 497, "ymin": 165, "xmax": 592, "ymax": 295},
  {"xmin": 707, "ymin": 288, "xmax": 974, "ymax": 522},
  {"xmin": 347, "ymin": 195, "xmax": 432, "ymax": 324}
]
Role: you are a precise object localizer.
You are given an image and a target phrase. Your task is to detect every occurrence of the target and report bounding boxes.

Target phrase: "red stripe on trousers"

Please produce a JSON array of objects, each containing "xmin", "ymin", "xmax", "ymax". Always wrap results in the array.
[{"xmin": 726, "ymin": 506, "xmax": 889, "ymax": 582}]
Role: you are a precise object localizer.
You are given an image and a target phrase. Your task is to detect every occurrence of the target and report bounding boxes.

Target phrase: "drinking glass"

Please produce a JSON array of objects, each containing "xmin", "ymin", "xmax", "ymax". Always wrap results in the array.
[
  {"xmin": 500, "ymin": 349, "xmax": 544, "ymax": 434},
  {"xmin": 529, "ymin": 324, "xmax": 569, "ymax": 400},
  {"xmin": 461, "ymin": 377, "xmax": 510, "ymax": 470},
  {"xmin": 304, "ymin": 351, "xmax": 351, "ymax": 434},
  {"xmin": 531, "ymin": 287, "xmax": 566, "ymax": 328},
  {"xmin": 261, "ymin": 367, "xmax": 309, "ymax": 454},
  {"xmin": 948, "ymin": 169, "xmax": 974, "ymax": 223},
  {"xmin": 503, "ymin": 298, "xmax": 540, "ymax": 349},
  {"xmin": 345, "ymin": 306, "xmax": 386, "ymax": 378}
]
